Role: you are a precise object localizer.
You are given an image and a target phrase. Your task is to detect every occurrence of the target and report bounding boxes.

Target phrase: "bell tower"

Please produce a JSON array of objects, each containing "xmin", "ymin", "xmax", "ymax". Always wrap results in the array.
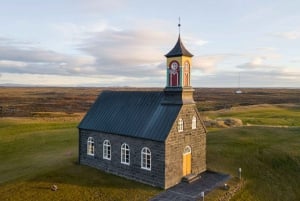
[{"xmin": 163, "ymin": 22, "xmax": 195, "ymax": 105}]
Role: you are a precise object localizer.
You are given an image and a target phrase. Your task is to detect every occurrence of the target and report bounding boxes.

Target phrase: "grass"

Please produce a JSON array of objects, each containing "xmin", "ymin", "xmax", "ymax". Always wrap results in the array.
[
  {"xmin": 0, "ymin": 116, "xmax": 160, "ymax": 201},
  {"xmin": 0, "ymin": 117, "xmax": 79, "ymax": 183},
  {"xmin": 207, "ymin": 126, "xmax": 300, "ymax": 201},
  {"xmin": 1, "ymin": 103, "xmax": 300, "ymax": 201},
  {"xmin": 203, "ymin": 104, "xmax": 300, "ymax": 126},
  {"xmin": 0, "ymin": 163, "xmax": 159, "ymax": 201}
]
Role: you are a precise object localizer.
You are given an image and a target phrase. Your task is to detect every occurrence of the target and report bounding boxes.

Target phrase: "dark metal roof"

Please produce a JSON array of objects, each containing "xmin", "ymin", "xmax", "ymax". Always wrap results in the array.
[
  {"xmin": 165, "ymin": 35, "xmax": 193, "ymax": 58},
  {"xmin": 78, "ymin": 91, "xmax": 182, "ymax": 142}
]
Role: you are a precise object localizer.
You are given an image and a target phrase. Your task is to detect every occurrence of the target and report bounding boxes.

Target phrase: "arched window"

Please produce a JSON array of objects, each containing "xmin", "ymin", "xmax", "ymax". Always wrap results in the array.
[
  {"xmin": 141, "ymin": 147, "xmax": 151, "ymax": 170},
  {"xmin": 87, "ymin": 137, "xmax": 94, "ymax": 156},
  {"xmin": 169, "ymin": 61, "xmax": 180, "ymax": 87},
  {"xmin": 103, "ymin": 140, "xmax": 111, "ymax": 160},
  {"xmin": 192, "ymin": 116, "xmax": 197, "ymax": 129},
  {"xmin": 178, "ymin": 118, "xmax": 184, "ymax": 132},
  {"xmin": 121, "ymin": 143, "xmax": 130, "ymax": 165},
  {"xmin": 184, "ymin": 146, "xmax": 192, "ymax": 155},
  {"xmin": 184, "ymin": 61, "xmax": 190, "ymax": 87}
]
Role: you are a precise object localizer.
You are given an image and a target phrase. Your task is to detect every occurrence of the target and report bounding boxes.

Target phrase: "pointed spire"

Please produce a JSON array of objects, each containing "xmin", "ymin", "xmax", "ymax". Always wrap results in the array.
[
  {"xmin": 165, "ymin": 19, "xmax": 193, "ymax": 58},
  {"xmin": 178, "ymin": 17, "xmax": 181, "ymax": 35},
  {"xmin": 165, "ymin": 35, "xmax": 193, "ymax": 58}
]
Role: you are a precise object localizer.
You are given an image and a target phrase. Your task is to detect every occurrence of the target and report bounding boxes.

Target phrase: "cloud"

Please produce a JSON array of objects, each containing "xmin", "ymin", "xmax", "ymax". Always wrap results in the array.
[
  {"xmin": 236, "ymin": 62, "xmax": 276, "ymax": 71},
  {"xmin": 193, "ymin": 55, "xmax": 227, "ymax": 73},
  {"xmin": 183, "ymin": 35, "xmax": 208, "ymax": 47},
  {"xmin": 0, "ymin": 60, "xmax": 27, "ymax": 68},
  {"xmin": 78, "ymin": 28, "xmax": 173, "ymax": 78},
  {"xmin": 0, "ymin": 26, "xmax": 171, "ymax": 84},
  {"xmin": 0, "ymin": 19, "xmax": 209, "ymax": 86},
  {"xmin": 236, "ymin": 48, "xmax": 282, "ymax": 70},
  {"xmin": 51, "ymin": 21, "xmax": 122, "ymax": 47},
  {"xmin": 272, "ymin": 31, "xmax": 300, "ymax": 40},
  {"xmin": 237, "ymin": 56, "xmax": 268, "ymax": 69},
  {"xmin": 0, "ymin": 41, "xmax": 97, "ymax": 75}
]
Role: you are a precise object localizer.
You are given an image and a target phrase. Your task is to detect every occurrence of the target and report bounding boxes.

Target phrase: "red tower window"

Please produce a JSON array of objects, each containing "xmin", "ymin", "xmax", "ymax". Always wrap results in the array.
[{"xmin": 169, "ymin": 61, "xmax": 180, "ymax": 87}]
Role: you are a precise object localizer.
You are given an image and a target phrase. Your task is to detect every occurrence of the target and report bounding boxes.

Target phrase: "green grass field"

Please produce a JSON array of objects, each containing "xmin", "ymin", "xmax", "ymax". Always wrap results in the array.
[
  {"xmin": 1, "ymin": 104, "xmax": 300, "ymax": 201},
  {"xmin": 207, "ymin": 126, "xmax": 300, "ymax": 201},
  {"xmin": 203, "ymin": 104, "xmax": 300, "ymax": 126},
  {"xmin": 0, "ymin": 116, "xmax": 160, "ymax": 201},
  {"xmin": 0, "ymin": 117, "xmax": 78, "ymax": 183}
]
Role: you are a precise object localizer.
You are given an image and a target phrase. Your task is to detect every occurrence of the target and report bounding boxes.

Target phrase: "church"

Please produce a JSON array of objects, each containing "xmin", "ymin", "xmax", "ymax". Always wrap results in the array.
[{"xmin": 78, "ymin": 31, "xmax": 207, "ymax": 189}]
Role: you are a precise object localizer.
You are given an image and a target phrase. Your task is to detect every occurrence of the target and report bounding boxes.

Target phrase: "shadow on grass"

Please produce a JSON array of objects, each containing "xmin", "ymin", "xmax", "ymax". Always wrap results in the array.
[{"xmin": 30, "ymin": 158, "xmax": 160, "ymax": 191}]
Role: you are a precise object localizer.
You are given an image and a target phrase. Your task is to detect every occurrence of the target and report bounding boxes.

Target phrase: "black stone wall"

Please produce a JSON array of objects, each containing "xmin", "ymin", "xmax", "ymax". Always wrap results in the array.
[{"xmin": 79, "ymin": 129, "xmax": 165, "ymax": 188}]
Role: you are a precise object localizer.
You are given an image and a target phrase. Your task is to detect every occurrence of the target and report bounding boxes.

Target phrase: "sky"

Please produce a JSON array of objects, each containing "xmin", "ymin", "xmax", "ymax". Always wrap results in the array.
[{"xmin": 0, "ymin": 0, "xmax": 300, "ymax": 88}]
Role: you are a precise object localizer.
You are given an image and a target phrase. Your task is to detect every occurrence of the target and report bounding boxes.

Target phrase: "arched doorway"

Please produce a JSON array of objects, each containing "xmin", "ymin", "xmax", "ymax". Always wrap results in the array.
[{"xmin": 182, "ymin": 146, "xmax": 192, "ymax": 176}]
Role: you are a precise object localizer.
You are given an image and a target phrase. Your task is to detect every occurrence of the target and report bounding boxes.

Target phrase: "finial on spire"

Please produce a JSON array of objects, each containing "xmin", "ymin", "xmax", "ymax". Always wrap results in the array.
[{"xmin": 178, "ymin": 17, "xmax": 181, "ymax": 34}]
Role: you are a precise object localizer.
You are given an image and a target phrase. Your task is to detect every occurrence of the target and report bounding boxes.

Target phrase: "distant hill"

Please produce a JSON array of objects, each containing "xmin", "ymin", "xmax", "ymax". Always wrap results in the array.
[{"xmin": 0, "ymin": 87, "xmax": 299, "ymax": 117}]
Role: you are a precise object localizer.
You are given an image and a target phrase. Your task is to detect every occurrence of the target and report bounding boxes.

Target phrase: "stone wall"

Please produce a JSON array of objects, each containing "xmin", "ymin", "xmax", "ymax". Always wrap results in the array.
[
  {"xmin": 165, "ymin": 104, "xmax": 206, "ymax": 189},
  {"xmin": 217, "ymin": 180, "xmax": 244, "ymax": 201},
  {"xmin": 79, "ymin": 129, "xmax": 165, "ymax": 188}
]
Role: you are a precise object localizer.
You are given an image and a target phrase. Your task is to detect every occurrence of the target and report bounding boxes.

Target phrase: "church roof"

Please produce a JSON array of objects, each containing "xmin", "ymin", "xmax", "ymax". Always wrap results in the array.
[
  {"xmin": 165, "ymin": 35, "xmax": 193, "ymax": 58},
  {"xmin": 78, "ymin": 91, "xmax": 181, "ymax": 142}
]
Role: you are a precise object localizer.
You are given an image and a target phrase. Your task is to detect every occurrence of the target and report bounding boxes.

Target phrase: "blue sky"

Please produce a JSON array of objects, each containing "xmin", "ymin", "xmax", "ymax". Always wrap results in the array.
[{"xmin": 0, "ymin": 0, "xmax": 300, "ymax": 87}]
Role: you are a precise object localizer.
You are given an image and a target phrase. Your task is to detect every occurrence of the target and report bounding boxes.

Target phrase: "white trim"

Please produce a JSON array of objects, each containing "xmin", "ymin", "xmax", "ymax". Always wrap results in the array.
[
  {"xmin": 103, "ymin": 140, "xmax": 111, "ymax": 160},
  {"xmin": 192, "ymin": 116, "xmax": 197, "ymax": 129},
  {"xmin": 121, "ymin": 143, "xmax": 130, "ymax": 165},
  {"xmin": 87, "ymin": 137, "xmax": 95, "ymax": 156},
  {"xmin": 178, "ymin": 118, "xmax": 184, "ymax": 132},
  {"xmin": 141, "ymin": 147, "xmax": 151, "ymax": 171}
]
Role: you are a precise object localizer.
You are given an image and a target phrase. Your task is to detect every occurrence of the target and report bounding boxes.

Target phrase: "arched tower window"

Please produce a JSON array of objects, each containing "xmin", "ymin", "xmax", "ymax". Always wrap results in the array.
[
  {"xmin": 184, "ymin": 61, "xmax": 190, "ymax": 87},
  {"xmin": 103, "ymin": 140, "xmax": 111, "ymax": 160},
  {"xmin": 121, "ymin": 143, "xmax": 130, "ymax": 165},
  {"xmin": 169, "ymin": 61, "xmax": 180, "ymax": 87},
  {"xmin": 141, "ymin": 147, "xmax": 151, "ymax": 170},
  {"xmin": 192, "ymin": 116, "xmax": 197, "ymax": 129},
  {"xmin": 87, "ymin": 137, "xmax": 94, "ymax": 156}
]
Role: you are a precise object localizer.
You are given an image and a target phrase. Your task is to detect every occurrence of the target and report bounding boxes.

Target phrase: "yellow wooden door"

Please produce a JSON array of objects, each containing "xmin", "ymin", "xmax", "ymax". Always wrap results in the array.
[
  {"xmin": 182, "ymin": 153, "xmax": 191, "ymax": 176},
  {"xmin": 183, "ymin": 154, "xmax": 187, "ymax": 176},
  {"xmin": 186, "ymin": 153, "xmax": 191, "ymax": 175}
]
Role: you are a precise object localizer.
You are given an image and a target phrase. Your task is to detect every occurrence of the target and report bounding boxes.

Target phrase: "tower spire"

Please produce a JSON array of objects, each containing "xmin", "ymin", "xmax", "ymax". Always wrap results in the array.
[{"xmin": 163, "ymin": 21, "xmax": 195, "ymax": 105}]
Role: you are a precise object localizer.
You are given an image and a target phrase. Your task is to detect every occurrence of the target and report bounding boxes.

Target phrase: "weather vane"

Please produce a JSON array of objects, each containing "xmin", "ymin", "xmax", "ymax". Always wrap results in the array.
[{"xmin": 178, "ymin": 17, "xmax": 181, "ymax": 34}]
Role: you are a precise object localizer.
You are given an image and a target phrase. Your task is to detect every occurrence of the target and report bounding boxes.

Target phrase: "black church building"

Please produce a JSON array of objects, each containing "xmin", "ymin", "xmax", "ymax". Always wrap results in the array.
[{"xmin": 78, "ymin": 34, "xmax": 207, "ymax": 189}]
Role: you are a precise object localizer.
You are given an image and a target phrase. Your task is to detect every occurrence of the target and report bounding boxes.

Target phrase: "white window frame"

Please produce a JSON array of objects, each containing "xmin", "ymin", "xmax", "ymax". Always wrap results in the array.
[
  {"xmin": 178, "ymin": 118, "xmax": 184, "ymax": 132},
  {"xmin": 184, "ymin": 146, "xmax": 192, "ymax": 155},
  {"xmin": 121, "ymin": 143, "xmax": 130, "ymax": 165},
  {"xmin": 87, "ymin": 137, "xmax": 95, "ymax": 156},
  {"xmin": 103, "ymin": 140, "xmax": 111, "ymax": 160},
  {"xmin": 141, "ymin": 147, "xmax": 151, "ymax": 171},
  {"xmin": 192, "ymin": 116, "xmax": 197, "ymax": 129}
]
